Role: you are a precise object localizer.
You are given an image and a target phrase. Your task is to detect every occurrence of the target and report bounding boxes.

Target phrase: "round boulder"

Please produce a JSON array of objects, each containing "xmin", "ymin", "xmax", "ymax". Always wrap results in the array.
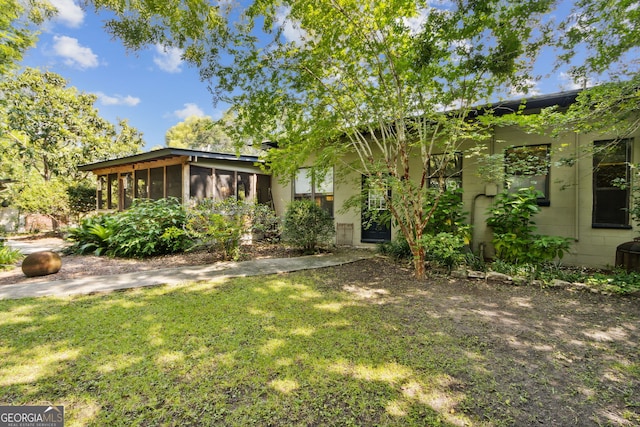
[{"xmin": 21, "ymin": 251, "xmax": 62, "ymax": 277}]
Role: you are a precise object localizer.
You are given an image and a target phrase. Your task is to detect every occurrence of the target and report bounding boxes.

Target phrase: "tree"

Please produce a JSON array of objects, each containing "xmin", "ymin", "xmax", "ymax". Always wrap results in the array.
[
  {"xmin": 0, "ymin": 68, "xmax": 144, "ymax": 225},
  {"xmin": 0, "ymin": 0, "xmax": 54, "ymax": 78},
  {"xmin": 1, "ymin": 68, "xmax": 144, "ymax": 182},
  {"xmin": 166, "ymin": 113, "xmax": 264, "ymax": 155},
  {"xmin": 88, "ymin": 0, "xmax": 555, "ymax": 278}
]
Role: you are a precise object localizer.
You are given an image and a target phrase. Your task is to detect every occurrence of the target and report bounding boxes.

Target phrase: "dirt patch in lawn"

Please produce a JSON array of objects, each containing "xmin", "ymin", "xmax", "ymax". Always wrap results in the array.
[{"xmin": 308, "ymin": 257, "xmax": 640, "ymax": 426}]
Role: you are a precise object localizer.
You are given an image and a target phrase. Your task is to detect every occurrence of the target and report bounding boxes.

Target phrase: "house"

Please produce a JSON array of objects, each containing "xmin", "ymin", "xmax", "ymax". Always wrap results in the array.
[
  {"xmin": 267, "ymin": 89, "xmax": 640, "ymax": 269},
  {"xmin": 77, "ymin": 147, "xmax": 272, "ymax": 210},
  {"xmin": 81, "ymin": 90, "xmax": 640, "ymax": 269}
]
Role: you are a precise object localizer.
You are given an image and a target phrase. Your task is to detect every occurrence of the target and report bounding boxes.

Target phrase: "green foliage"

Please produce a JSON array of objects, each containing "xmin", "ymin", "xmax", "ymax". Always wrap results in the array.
[
  {"xmin": 66, "ymin": 183, "xmax": 97, "ymax": 222},
  {"xmin": 378, "ymin": 237, "xmax": 412, "ymax": 261},
  {"xmin": 0, "ymin": 239, "xmax": 22, "ymax": 270},
  {"xmin": 283, "ymin": 200, "xmax": 334, "ymax": 254},
  {"xmin": 65, "ymin": 214, "xmax": 115, "ymax": 256},
  {"xmin": 185, "ymin": 198, "xmax": 248, "ymax": 261},
  {"xmin": 249, "ymin": 203, "xmax": 281, "ymax": 243},
  {"xmin": 14, "ymin": 174, "xmax": 69, "ymax": 224},
  {"xmin": 487, "ymin": 188, "xmax": 572, "ymax": 264},
  {"xmin": 66, "ymin": 198, "xmax": 189, "ymax": 258},
  {"xmin": 420, "ymin": 232, "xmax": 468, "ymax": 271},
  {"xmin": 107, "ymin": 198, "xmax": 190, "ymax": 258},
  {"xmin": 0, "ymin": 68, "xmax": 143, "ymax": 182},
  {"xmin": 0, "ymin": 0, "xmax": 54, "ymax": 78}
]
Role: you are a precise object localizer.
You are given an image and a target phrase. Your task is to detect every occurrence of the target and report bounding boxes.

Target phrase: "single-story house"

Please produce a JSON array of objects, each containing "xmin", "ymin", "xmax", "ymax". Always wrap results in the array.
[
  {"xmin": 78, "ymin": 147, "xmax": 272, "ymax": 210},
  {"xmin": 80, "ymin": 90, "xmax": 640, "ymax": 269}
]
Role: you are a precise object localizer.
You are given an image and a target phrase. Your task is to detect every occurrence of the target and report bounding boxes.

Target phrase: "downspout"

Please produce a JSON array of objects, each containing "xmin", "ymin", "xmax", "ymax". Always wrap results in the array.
[{"xmin": 574, "ymin": 132, "xmax": 580, "ymax": 242}]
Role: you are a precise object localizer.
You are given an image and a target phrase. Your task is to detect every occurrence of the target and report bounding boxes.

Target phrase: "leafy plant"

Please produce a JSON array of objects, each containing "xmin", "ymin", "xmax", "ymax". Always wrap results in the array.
[
  {"xmin": 65, "ymin": 214, "xmax": 115, "ymax": 256},
  {"xmin": 249, "ymin": 203, "xmax": 281, "ymax": 242},
  {"xmin": 420, "ymin": 232, "xmax": 468, "ymax": 271},
  {"xmin": 283, "ymin": 199, "xmax": 334, "ymax": 253},
  {"xmin": 66, "ymin": 198, "xmax": 190, "ymax": 258},
  {"xmin": 378, "ymin": 237, "xmax": 412, "ymax": 261},
  {"xmin": 186, "ymin": 198, "xmax": 248, "ymax": 261},
  {"xmin": 487, "ymin": 188, "xmax": 572, "ymax": 264},
  {"xmin": 0, "ymin": 240, "xmax": 22, "ymax": 270}
]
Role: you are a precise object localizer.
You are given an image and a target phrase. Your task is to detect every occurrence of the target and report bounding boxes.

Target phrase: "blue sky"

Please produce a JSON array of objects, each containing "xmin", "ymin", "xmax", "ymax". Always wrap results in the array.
[
  {"xmin": 19, "ymin": 0, "xmax": 587, "ymax": 152},
  {"xmin": 20, "ymin": 0, "xmax": 226, "ymax": 150}
]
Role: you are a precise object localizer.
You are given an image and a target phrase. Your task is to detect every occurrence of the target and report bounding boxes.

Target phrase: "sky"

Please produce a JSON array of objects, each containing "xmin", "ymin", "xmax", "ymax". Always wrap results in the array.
[
  {"xmin": 18, "ymin": 0, "xmax": 588, "ymax": 152},
  {"xmin": 20, "ymin": 0, "xmax": 226, "ymax": 150}
]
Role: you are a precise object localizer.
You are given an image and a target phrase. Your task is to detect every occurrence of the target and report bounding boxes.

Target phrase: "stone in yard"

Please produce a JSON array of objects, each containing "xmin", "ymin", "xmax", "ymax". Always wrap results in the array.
[{"xmin": 21, "ymin": 251, "xmax": 62, "ymax": 277}]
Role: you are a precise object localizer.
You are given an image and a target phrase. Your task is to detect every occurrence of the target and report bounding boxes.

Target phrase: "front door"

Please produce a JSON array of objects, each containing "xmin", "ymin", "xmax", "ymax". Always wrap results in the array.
[{"xmin": 361, "ymin": 175, "xmax": 391, "ymax": 243}]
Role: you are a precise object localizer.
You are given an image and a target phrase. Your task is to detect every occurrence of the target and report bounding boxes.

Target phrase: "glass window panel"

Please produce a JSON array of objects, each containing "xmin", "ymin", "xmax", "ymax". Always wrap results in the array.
[
  {"xmin": 315, "ymin": 169, "xmax": 333, "ymax": 194},
  {"xmin": 108, "ymin": 173, "xmax": 118, "ymax": 210},
  {"xmin": 592, "ymin": 139, "xmax": 631, "ymax": 227},
  {"xmin": 294, "ymin": 168, "xmax": 312, "ymax": 195},
  {"xmin": 97, "ymin": 175, "xmax": 107, "ymax": 209},
  {"xmin": 505, "ymin": 144, "xmax": 550, "ymax": 203}
]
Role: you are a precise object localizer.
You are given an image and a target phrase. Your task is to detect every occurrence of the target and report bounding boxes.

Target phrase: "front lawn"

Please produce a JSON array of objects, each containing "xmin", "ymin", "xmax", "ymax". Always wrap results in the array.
[{"xmin": 0, "ymin": 258, "xmax": 638, "ymax": 426}]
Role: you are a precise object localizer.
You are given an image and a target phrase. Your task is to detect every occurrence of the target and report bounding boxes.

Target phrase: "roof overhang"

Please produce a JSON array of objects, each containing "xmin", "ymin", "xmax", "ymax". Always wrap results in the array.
[{"xmin": 78, "ymin": 147, "xmax": 262, "ymax": 172}]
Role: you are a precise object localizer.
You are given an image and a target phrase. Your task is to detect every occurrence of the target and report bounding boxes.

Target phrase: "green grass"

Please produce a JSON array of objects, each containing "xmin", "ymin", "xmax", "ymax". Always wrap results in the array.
[
  {"xmin": 0, "ymin": 274, "xmax": 474, "ymax": 426},
  {"xmin": 0, "ymin": 267, "xmax": 637, "ymax": 426}
]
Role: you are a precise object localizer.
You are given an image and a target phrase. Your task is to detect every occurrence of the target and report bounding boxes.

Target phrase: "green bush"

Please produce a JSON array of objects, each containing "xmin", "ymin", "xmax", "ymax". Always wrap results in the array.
[
  {"xmin": 185, "ymin": 198, "xmax": 247, "ymax": 261},
  {"xmin": 67, "ymin": 183, "xmax": 96, "ymax": 222},
  {"xmin": 0, "ymin": 240, "xmax": 22, "ymax": 270},
  {"xmin": 283, "ymin": 199, "xmax": 334, "ymax": 253},
  {"xmin": 65, "ymin": 214, "xmax": 115, "ymax": 256},
  {"xmin": 66, "ymin": 198, "xmax": 190, "ymax": 258},
  {"xmin": 487, "ymin": 188, "xmax": 572, "ymax": 264},
  {"xmin": 250, "ymin": 203, "xmax": 282, "ymax": 242},
  {"xmin": 378, "ymin": 237, "xmax": 412, "ymax": 260},
  {"xmin": 420, "ymin": 232, "xmax": 468, "ymax": 270}
]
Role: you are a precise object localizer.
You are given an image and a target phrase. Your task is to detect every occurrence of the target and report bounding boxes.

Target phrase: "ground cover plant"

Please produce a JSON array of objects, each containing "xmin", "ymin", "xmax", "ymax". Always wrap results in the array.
[{"xmin": 0, "ymin": 258, "xmax": 638, "ymax": 426}]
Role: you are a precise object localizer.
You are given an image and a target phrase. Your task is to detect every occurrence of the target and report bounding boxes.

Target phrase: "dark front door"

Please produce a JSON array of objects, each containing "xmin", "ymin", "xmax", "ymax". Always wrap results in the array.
[{"xmin": 361, "ymin": 175, "xmax": 391, "ymax": 243}]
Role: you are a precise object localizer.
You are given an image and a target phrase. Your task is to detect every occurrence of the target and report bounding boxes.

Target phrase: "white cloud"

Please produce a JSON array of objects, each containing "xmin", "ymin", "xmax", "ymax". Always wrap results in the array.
[
  {"xmin": 95, "ymin": 92, "xmax": 141, "ymax": 107},
  {"xmin": 49, "ymin": 0, "xmax": 85, "ymax": 28},
  {"xmin": 558, "ymin": 72, "xmax": 594, "ymax": 90},
  {"xmin": 153, "ymin": 44, "xmax": 184, "ymax": 73},
  {"xmin": 509, "ymin": 79, "xmax": 541, "ymax": 97},
  {"xmin": 275, "ymin": 7, "xmax": 308, "ymax": 46},
  {"xmin": 174, "ymin": 103, "xmax": 205, "ymax": 119},
  {"xmin": 52, "ymin": 35, "xmax": 98, "ymax": 69}
]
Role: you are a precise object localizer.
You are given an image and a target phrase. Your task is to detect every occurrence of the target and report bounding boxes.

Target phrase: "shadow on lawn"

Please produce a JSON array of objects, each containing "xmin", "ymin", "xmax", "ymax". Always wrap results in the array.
[{"xmin": 0, "ymin": 257, "xmax": 638, "ymax": 426}]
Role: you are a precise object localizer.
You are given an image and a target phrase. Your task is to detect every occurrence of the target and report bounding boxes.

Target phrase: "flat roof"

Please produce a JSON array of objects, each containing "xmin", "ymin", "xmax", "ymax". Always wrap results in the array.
[{"xmin": 78, "ymin": 147, "xmax": 262, "ymax": 171}]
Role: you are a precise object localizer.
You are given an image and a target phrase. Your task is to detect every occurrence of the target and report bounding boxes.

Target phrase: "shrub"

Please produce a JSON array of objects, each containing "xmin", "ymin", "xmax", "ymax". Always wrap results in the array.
[
  {"xmin": 66, "ymin": 198, "xmax": 190, "ymax": 258},
  {"xmin": 283, "ymin": 199, "xmax": 334, "ymax": 253},
  {"xmin": 420, "ymin": 232, "xmax": 468, "ymax": 270},
  {"xmin": 378, "ymin": 237, "xmax": 412, "ymax": 260},
  {"xmin": 65, "ymin": 214, "xmax": 115, "ymax": 256},
  {"xmin": 487, "ymin": 188, "xmax": 572, "ymax": 264},
  {"xmin": 108, "ymin": 198, "xmax": 190, "ymax": 258},
  {"xmin": 0, "ymin": 240, "xmax": 22, "ymax": 270},
  {"xmin": 186, "ymin": 198, "xmax": 247, "ymax": 261},
  {"xmin": 250, "ymin": 203, "xmax": 282, "ymax": 242},
  {"xmin": 67, "ymin": 183, "xmax": 96, "ymax": 222}
]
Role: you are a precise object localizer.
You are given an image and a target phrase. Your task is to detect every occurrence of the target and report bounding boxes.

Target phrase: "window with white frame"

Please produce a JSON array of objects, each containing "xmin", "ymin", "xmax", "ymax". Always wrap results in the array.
[{"xmin": 294, "ymin": 167, "xmax": 334, "ymax": 216}]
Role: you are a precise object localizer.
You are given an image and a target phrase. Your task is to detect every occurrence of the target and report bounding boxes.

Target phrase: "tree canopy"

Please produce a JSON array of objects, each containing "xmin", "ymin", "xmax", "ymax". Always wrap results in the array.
[
  {"xmin": 0, "ymin": 68, "xmax": 144, "ymax": 220},
  {"xmin": 165, "ymin": 113, "xmax": 263, "ymax": 155},
  {"xmin": 0, "ymin": 0, "xmax": 54, "ymax": 78}
]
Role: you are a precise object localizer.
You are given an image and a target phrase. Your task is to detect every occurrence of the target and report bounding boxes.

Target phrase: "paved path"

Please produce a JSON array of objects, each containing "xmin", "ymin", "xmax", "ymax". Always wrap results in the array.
[{"xmin": 0, "ymin": 251, "xmax": 374, "ymax": 300}]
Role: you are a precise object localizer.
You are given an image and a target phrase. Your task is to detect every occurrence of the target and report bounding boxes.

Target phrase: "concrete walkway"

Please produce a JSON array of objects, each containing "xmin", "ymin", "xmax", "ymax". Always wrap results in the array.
[{"xmin": 0, "ymin": 251, "xmax": 374, "ymax": 300}]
